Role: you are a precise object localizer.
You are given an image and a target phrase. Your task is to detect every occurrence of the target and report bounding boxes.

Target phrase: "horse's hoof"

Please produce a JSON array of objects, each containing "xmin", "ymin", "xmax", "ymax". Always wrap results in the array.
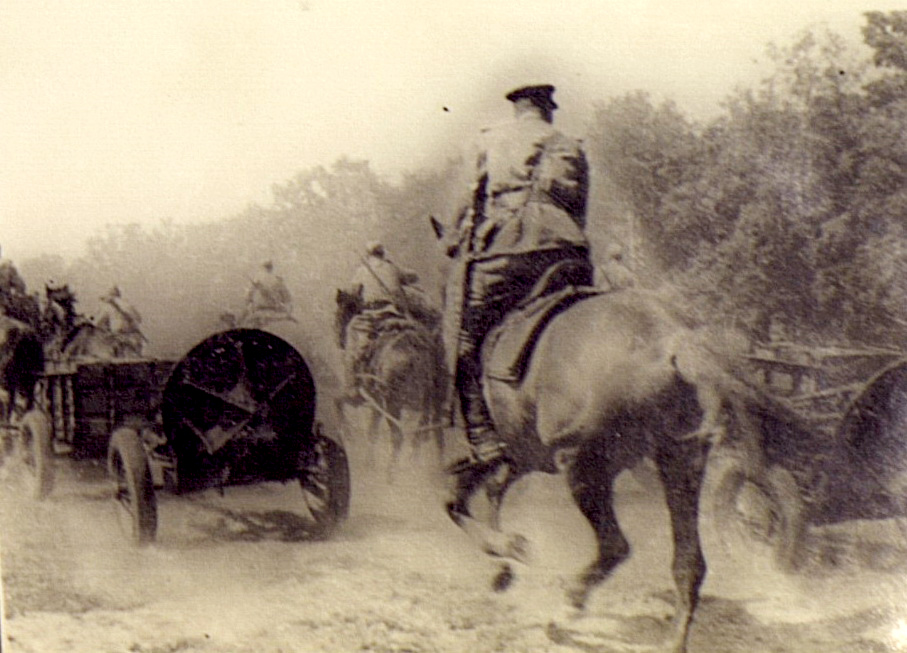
[
  {"xmin": 492, "ymin": 564, "xmax": 515, "ymax": 592},
  {"xmin": 565, "ymin": 583, "xmax": 589, "ymax": 611},
  {"xmin": 507, "ymin": 533, "xmax": 531, "ymax": 563},
  {"xmin": 445, "ymin": 501, "xmax": 468, "ymax": 526}
]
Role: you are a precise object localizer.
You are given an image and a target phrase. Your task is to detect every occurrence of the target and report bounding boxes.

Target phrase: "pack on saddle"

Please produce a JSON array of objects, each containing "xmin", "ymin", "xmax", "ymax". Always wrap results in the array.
[{"xmin": 337, "ymin": 242, "xmax": 438, "ymax": 402}]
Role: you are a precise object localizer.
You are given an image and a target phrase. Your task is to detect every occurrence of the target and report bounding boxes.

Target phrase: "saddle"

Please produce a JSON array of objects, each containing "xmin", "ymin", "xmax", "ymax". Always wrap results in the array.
[{"xmin": 483, "ymin": 260, "xmax": 600, "ymax": 384}]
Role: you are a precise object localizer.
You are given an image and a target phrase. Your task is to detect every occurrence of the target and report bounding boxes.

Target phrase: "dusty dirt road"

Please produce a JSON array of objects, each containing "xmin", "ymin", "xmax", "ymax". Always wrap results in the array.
[{"xmin": 2, "ymin": 421, "xmax": 907, "ymax": 653}]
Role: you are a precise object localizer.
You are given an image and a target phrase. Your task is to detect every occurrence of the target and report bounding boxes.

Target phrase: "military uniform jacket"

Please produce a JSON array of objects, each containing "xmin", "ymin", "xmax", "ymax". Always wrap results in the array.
[
  {"xmin": 248, "ymin": 271, "xmax": 291, "ymax": 312},
  {"xmin": 98, "ymin": 297, "xmax": 142, "ymax": 336},
  {"xmin": 449, "ymin": 112, "xmax": 590, "ymax": 260},
  {"xmin": 350, "ymin": 255, "xmax": 410, "ymax": 307}
]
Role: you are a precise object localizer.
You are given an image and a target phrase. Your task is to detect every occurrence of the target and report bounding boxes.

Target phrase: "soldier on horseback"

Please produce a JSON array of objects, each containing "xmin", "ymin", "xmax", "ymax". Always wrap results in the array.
[
  {"xmin": 242, "ymin": 260, "xmax": 294, "ymax": 326},
  {"xmin": 342, "ymin": 242, "xmax": 425, "ymax": 389},
  {"xmin": 43, "ymin": 282, "xmax": 116, "ymax": 361},
  {"xmin": 96, "ymin": 285, "xmax": 146, "ymax": 357},
  {"xmin": 442, "ymin": 84, "xmax": 594, "ymax": 471}
]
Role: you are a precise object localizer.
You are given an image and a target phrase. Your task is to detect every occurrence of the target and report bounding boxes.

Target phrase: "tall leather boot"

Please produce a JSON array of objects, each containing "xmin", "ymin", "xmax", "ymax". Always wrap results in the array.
[
  {"xmin": 457, "ymin": 358, "xmax": 506, "ymax": 464},
  {"xmin": 446, "ymin": 369, "xmax": 508, "ymax": 523}
]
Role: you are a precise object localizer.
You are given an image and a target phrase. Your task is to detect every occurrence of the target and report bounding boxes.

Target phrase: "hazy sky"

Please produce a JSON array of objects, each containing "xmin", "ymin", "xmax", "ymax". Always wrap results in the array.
[{"xmin": 0, "ymin": 0, "xmax": 892, "ymax": 260}]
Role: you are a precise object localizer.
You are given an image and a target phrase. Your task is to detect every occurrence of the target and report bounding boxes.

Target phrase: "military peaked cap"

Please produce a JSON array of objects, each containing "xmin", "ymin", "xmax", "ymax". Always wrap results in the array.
[{"xmin": 505, "ymin": 84, "xmax": 557, "ymax": 110}]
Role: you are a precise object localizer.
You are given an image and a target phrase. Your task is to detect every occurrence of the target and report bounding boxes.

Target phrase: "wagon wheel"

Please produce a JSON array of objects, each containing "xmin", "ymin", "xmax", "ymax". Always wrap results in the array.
[
  {"xmin": 836, "ymin": 359, "xmax": 907, "ymax": 538},
  {"xmin": 16, "ymin": 409, "xmax": 54, "ymax": 500},
  {"xmin": 108, "ymin": 427, "xmax": 157, "ymax": 545},
  {"xmin": 161, "ymin": 329, "xmax": 316, "ymax": 491},
  {"xmin": 712, "ymin": 456, "xmax": 804, "ymax": 571},
  {"xmin": 299, "ymin": 429, "xmax": 350, "ymax": 536}
]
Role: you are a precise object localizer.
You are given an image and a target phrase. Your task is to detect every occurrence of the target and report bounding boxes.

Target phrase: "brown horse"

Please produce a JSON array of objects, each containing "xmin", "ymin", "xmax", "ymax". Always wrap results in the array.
[
  {"xmin": 0, "ymin": 315, "xmax": 44, "ymax": 423},
  {"xmin": 335, "ymin": 290, "xmax": 448, "ymax": 472},
  {"xmin": 43, "ymin": 284, "xmax": 117, "ymax": 361},
  {"xmin": 444, "ymin": 288, "xmax": 775, "ymax": 653}
]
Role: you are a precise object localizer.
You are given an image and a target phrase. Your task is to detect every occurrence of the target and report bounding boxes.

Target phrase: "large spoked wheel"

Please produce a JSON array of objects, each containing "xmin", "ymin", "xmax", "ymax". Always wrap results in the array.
[
  {"xmin": 299, "ymin": 431, "xmax": 350, "ymax": 536},
  {"xmin": 161, "ymin": 329, "xmax": 317, "ymax": 493},
  {"xmin": 17, "ymin": 409, "xmax": 54, "ymax": 500},
  {"xmin": 712, "ymin": 457, "xmax": 804, "ymax": 571},
  {"xmin": 108, "ymin": 427, "xmax": 157, "ymax": 545}
]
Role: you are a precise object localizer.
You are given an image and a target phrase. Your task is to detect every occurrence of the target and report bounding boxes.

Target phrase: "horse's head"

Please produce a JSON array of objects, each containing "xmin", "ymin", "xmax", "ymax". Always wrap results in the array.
[
  {"xmin": 334, "ymin": 288, "xmax": 362, "ymax": 349},
  {"xmin": 46, "ymin": 283, "xmax": 76, "ymax": 313}
]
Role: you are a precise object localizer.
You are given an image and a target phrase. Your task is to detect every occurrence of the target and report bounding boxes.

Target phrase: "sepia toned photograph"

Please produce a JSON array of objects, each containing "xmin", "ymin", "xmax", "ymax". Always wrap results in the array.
[{"xmin": 2, "ymin": 1, "xmax": 907, "ymax": 651}]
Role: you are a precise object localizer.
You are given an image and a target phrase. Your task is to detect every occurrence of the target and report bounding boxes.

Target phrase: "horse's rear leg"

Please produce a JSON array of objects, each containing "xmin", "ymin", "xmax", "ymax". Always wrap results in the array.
[
  {"xmin": 654, "ymin": 439, "xmax": 708, "ymax": 653},
  {"xmin": 566, "ymin": 454, "xmax": 628, "ymax": 610},
  {"xmin": 385, "ymin": 404, "xmax": 405, "ymax": 483},
  {"xmin": 360, "ymin": 403, "xmax": 383, "ymax": 469},
  {"xmin": 446, "ymin": 459, "xmax": 528, "ymax": 560}
]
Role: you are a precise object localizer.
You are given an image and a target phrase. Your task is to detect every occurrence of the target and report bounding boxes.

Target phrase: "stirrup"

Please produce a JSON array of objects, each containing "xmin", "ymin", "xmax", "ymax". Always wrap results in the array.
[
  {"xmin": 467, "ymin": 425, "xmax": 506, "ymax": 462},
  {"xmin": 446, "ymin": 447, "xmax": 507, "ymax": 477}
]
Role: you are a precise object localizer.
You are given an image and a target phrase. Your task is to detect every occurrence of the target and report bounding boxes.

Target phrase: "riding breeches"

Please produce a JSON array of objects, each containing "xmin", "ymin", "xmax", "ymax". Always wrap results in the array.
[{"xmin": 454, "ymin": 247, "xmax": 593, "ymax": 431}]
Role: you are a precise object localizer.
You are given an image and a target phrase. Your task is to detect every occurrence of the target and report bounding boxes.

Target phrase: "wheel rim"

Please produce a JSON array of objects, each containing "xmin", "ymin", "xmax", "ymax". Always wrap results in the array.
[
  {"xmin": 299, "ymin": 437, "xmax": 348, "ymax": 529},
  {"xmin": 715, "ymin": 469, "xmax": 773, "ymax": 543},
  {"xmin": 112, "ymin": 452, "xmax": 138, "ymax": 538},
  {"xmin": 19, "ymin": 427, "xmax": 35, "ymax": 471},
  {"xmin": 300, "ymin": 439, "xmax": 333, "ymax": 524},
  {"xmin": 733, "ymin": 480, "xmax": 779, "ymax": 542}
]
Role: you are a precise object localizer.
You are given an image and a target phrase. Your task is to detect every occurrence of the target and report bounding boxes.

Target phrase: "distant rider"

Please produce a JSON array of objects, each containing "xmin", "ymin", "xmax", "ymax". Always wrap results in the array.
[
  {"xmin": 243, "ymin": 260, "xmax": 294, "ymax": 326},
  {"xmin": 96, "ymin": 285, "xmax": 145, "ymax": 357},
  {"xmin": 343, "ymin": 242, "xmax": 422, "ymax": 388}
]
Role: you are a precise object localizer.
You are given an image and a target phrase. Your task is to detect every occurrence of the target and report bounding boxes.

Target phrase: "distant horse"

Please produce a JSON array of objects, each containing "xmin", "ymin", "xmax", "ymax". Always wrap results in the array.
[
  {"xmin": 444, "ymin": 288, "xmax": 785, "ymax": 653},
  {"xmin": 43, "ymin": 284, "xmax": 116, "ymax": 361},
  {"xmin": 0, "ymin": 314, "xmax": 44, "ymax": 423},
  {"xmin": 335, "ymin": 289, "xmax": 447, "ymax": 472}
]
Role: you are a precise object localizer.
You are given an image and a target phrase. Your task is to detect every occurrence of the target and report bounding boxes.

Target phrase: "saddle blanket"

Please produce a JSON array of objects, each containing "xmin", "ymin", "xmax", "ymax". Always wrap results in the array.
[{"xmin": 484, "ymin": 287, "xmax": 600, "ymax": 384}]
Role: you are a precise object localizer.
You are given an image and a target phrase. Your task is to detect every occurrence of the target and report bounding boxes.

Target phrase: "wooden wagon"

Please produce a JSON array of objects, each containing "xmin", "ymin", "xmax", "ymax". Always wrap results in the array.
[{"xmin": 8, "ymin": 328, "xmax": 350, "ymax": 544}]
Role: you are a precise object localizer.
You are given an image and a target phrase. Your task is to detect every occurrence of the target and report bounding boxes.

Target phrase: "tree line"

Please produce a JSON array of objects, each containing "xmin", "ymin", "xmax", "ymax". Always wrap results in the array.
[{"xmin": 17, "ymin": 11, "xmax": 907, "ymax": 372}]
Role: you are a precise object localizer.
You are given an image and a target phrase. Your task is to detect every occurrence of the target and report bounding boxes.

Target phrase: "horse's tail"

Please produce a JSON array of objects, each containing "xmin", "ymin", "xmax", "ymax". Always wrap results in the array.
[{"xmin": 667, "ymin": 325, "xmax": 818, "ymax": 479}]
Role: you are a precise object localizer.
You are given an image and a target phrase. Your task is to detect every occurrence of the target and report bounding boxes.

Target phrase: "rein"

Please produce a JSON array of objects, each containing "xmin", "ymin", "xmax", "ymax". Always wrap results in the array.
[{"xmin": 355, "ymin": 385, "xmax": 446, "ymax": 436}]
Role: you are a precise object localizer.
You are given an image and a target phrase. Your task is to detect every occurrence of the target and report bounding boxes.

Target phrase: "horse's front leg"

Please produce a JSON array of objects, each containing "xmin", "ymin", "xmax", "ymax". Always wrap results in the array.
[
  {"xmin": 446, "ymin": 460, "xmax": 529, "ymax": 577},
  {"xmin": 385, "ymin": 404, "xmax": 404, "ymax": 483}
]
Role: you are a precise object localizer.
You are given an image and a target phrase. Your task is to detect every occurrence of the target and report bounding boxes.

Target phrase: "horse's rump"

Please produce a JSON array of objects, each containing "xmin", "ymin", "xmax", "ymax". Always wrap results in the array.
[
  {"xmin": 358, "ymin": 323, "xmax": 444, "ymax": 397},
  {"xmin": 483, "ymin": 288, "xmax": 755, "ymax": 456}
]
